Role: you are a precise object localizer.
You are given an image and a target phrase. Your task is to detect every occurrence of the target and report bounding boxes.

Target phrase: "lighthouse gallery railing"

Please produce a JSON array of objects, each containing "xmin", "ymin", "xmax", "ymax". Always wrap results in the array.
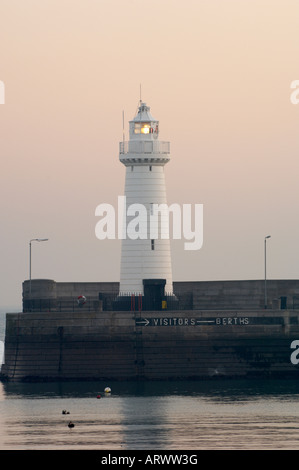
[{"xmin": 119, "ymin": 141, "xmax": 170, "ymax": 155}]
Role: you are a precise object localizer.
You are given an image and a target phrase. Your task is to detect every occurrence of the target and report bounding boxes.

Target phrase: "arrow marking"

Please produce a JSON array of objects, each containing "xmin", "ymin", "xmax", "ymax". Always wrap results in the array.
[{"xmin": 135, "ymin": 319, "xmax": 149, "ymax": 327}]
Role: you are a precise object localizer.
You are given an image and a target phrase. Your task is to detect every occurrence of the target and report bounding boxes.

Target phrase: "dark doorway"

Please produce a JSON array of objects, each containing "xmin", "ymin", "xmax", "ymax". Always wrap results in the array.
[{"xmin": 143, "ymin": 279, "xmax": 166, "ymax": 310}]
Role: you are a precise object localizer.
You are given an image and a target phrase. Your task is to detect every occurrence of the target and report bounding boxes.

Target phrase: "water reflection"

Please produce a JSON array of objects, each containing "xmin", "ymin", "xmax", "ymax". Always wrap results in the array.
[
  {"xmin": 120, "ymin": 396, "xmax": 171, "ymax": 449},
  {"xmin": 1, "ymin": 379, "xmax": 299, "ymax": 449}
]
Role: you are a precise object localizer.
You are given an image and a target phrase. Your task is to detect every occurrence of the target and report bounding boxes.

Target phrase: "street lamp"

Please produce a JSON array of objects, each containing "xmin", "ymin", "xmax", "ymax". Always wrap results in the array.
[
  {"xmin": 264, "ymin": 235, "xmax": 271, "ymax": 309},
  {"xmin": 29, "ymin": 238, "xmax": 49, "ymax": 295}
]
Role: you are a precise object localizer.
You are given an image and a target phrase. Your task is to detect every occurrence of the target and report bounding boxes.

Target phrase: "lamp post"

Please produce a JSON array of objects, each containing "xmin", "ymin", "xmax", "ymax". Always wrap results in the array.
[
  {"xmin": 29, "ymin": 238, "xmax": 49, "ymax": 296},
  {"xmin": 264, "ymin": 235, "xmax": 271, "ymax": 309}
]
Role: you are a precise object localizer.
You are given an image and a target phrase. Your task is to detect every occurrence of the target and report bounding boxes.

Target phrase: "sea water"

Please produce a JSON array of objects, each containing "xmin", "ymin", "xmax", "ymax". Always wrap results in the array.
[{"xmin": 1, "ymin": 309, "xmax": 299, "ymax": 450}]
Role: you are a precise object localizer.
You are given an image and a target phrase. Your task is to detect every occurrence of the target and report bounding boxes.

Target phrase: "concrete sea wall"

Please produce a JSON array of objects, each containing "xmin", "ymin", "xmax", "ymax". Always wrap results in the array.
[
  {"xmin": 3, "ymin": 278, "xmax": 299, "ymax": 382},
  {"xmin": 22, "ymin": 279, "xmax": 299, "ymax": 312},
  {"xmin": 2, "ymin": 309, "xmax": 299, "ymax": 382}
]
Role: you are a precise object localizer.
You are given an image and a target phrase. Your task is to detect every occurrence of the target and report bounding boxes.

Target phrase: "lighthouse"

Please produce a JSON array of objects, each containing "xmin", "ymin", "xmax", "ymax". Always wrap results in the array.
[{"xmin": 118, "ymin": 101, "xmax": 174, "ymax": 310}]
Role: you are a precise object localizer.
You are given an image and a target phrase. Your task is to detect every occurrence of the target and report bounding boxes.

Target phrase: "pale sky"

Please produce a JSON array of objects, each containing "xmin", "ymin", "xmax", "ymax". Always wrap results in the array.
[{"xmin": 1, "ymin": 0, "xmax": 299, "ymax": 308}]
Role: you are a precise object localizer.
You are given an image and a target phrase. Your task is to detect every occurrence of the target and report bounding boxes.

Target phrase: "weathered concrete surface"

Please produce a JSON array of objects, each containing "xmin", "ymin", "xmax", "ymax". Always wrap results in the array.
[
  {"xmin": 22, "ymin": 279, "xmax": 299, "ymax": 311},
  {"xmin": 2, "ymin": 309, "xmax": 299, "ymax": 382},
  {"xmin": 176, "ymin": 280, "xmax": 299, "ymax": 310}
]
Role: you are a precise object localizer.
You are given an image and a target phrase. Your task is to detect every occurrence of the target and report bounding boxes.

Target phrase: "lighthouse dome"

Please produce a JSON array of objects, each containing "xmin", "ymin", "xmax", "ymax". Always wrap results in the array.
[{"xmin": 132, "ymin": 102, "xmax": 157, "ymax": 122}]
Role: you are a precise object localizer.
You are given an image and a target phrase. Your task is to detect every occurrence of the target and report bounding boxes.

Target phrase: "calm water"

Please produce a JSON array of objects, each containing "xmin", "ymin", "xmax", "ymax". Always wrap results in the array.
[
  {"xmin": 1, "ymin": 379, "xmax": 299, "ymax": 450},
  {"xmin": 2, "ymin": 310, "xmax": 299, "ymax": 450}
]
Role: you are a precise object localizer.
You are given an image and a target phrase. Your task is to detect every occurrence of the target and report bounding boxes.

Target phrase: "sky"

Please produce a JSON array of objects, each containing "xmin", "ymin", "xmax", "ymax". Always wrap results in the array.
[{"xmin": 1, "ymin": 0, "xmax": 299, "ymax": 309}]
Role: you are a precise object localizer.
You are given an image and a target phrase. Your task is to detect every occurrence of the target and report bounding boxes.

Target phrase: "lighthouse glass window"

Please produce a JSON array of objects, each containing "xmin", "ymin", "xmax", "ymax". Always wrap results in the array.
[{"xmin": 134, "ymin": 122, "xmax": 151, "ymax": 134}]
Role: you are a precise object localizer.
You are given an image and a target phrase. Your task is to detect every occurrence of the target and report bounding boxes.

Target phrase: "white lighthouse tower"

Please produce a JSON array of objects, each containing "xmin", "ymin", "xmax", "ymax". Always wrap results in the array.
[{"xmin": 118, "ymin": 101, "xmax": 174, "ymax": 309}]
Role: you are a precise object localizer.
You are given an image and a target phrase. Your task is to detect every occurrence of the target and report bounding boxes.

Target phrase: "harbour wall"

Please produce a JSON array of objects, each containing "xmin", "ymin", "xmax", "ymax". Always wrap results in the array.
[
  {"xmin": 2, "ymin": 278, "xmax": 299, "ymax": 382},
  {"xmin": 2, "ymin": 309, "xmax": 299, "ymax": 382}
]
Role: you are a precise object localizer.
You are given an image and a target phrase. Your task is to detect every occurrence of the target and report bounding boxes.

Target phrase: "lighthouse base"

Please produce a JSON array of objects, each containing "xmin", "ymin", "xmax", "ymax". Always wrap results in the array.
[{"xmin": 115, "ymin": 279, "xmax": 178, "ymax": 311}]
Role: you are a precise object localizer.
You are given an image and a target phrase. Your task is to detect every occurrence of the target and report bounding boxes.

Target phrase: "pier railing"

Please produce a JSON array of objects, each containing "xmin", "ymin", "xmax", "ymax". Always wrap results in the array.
[{"xmin": 113, "ymin": 293, "xmax": 181, "ymax": 311}]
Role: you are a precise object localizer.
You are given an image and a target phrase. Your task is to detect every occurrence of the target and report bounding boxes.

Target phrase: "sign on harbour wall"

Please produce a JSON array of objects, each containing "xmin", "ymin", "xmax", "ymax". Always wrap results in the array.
[{"xmin": 135, "ymin": 316, "xmax": 285, "ymax": 327}]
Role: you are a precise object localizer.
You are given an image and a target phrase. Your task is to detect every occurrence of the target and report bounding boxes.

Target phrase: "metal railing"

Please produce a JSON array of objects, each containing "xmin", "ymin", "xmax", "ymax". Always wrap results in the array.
[
  {"xmin": 113, "ymin": 292, "xmax": 181, "ymax": 311},
  {"xmin": 119, "ymin": 140, "xmax": 170, "ymax": 155}
]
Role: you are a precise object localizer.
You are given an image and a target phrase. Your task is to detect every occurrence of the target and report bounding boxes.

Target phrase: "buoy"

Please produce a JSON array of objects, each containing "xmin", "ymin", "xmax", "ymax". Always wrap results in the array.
[
  {"xmin": 68, "ymin": 421, "xmax": 75, "ymax": 428},
  {"xmin": 104, "ymin": 387, "xmax": 111, "ymax": 394},
  {"xmin": 97, "ymin": 394, "xmax": 101, "ymax": 399}
]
